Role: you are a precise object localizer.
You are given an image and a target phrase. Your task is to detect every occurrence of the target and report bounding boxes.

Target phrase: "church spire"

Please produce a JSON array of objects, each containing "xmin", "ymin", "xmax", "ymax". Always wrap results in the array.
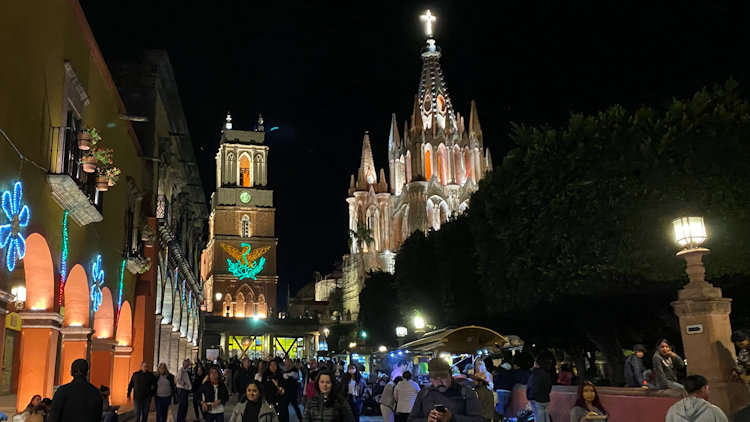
[
  {"xmin": 388, "ymin": 113, "xmax": 401, "ymax": 157},
  {"xmin": 225, "ymin": 111, "xmax": 232, "ymax": 130},
  {"xmin": 469, "ymin": 100, "xmax": 483, "ymax": 147},
  {"xmin": 359, "ymin": 131, "xmax": 377, "ymax": 185},
  {"xmin": 416, "ymin": 9, "xmax": 458, "ymax": 134}
]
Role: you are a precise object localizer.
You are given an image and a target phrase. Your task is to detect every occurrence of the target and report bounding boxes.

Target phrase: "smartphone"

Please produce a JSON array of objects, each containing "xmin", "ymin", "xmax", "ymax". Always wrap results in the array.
[{"xmin": 434, "ymin": 405, "xmax": 446, "ymax": 413}]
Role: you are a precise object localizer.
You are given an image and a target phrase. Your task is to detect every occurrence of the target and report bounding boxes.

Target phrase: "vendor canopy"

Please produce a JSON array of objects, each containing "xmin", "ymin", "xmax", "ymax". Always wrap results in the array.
[{"xmin": 401, "ymin": 325, "xmax": 520, "ymax": 354}]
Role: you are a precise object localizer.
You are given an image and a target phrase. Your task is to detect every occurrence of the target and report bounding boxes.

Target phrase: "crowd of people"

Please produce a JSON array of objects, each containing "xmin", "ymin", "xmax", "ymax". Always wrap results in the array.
[{"xmin": 14, "ymin": 341, "xmax": 750, "ymax": 422}]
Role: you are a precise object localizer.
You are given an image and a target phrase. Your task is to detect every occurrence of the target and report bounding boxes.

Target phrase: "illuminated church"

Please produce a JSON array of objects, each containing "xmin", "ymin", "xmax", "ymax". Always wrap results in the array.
[{"xmin": 342, "ymin": 11, "xmax": 493, "ymax": 320}]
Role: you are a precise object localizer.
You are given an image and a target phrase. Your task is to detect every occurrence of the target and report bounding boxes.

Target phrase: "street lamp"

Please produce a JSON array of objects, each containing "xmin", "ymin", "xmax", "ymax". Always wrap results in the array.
[
  {"xmin": 349, "ymin": 342, "xmax": 357, "ymax": 349},
  {"xmin": 323, "ymin": 327, "xmax": 330, "ymax": 338},
  {"xmin": 11, "ymin": 285, "xmax": 25, "ymax": 311},
  {"xmin": 215, "ymin": 292, "xmax": 223, "ymax": 301},
  {"xmin": 395, "ymin": 326, "xmax": 408, "ymax": 338},
  {"xmin": 672, "ymin": 217, "xmax": 710, "ymax": 289},
  {"xmin": 414, "ymin": 316, "xmax": 425, "ymax": 330},
  {"xmin": 379, "ymin": 345, "xmax": 387, "ymax": 352}
]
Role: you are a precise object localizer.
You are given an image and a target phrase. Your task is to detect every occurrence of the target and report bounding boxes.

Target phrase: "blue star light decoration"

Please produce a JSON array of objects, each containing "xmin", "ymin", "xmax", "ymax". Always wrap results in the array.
[
  {"xmin": 0, "ymin": 181, "xmax": 30, "ymax": 272},
  {"xmin": 90, "ymin": 254, "xmax": 105, "ymax": 312}
]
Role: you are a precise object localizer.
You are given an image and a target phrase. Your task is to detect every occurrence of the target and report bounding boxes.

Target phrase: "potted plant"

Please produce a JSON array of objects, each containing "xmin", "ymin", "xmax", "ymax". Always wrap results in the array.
[
  {"xmin": 104, "ymin": 166, "xmax": 121, "ymax": 187},
  {"xmin": 77, "ymin": 128, "xmax": 100, "ymax": 151},
  {"xmin": 81, "ymin": 145, "xmax": 114, "ymax": 174},
  {"xmin": 95, "ymin": 168, "xmax": 108, "ymax": 191},
  {"xmin": 126, "ymin": 256, "xmax": 151, "ymax": 275}
]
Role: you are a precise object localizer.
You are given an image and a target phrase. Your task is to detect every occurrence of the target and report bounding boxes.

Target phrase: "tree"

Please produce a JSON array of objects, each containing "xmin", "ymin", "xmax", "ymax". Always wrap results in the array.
[
  {"xmin": 359, "ymin": 271, "xmax": 401, "ymax": 345},
  {"xmin": 349, "ymin": 223, "xmax": 375, "ymax": 252}
]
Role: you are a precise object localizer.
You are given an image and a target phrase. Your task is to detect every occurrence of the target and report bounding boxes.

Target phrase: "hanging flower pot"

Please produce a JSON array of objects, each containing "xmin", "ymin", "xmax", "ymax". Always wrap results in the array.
[
  {"xmin": 107, "ymin": 179, "xmax": 115, "ymax": 187},
  {"xmin": 82, "ymin": 155, "xmax": 97, "ymax": 173},
  {"xmin": 77, "ymin": 132, "xmax": 92, "ymax": 150},
  {"xmin": 96, "ymin": 176, "xmax": 108, "ymax": 191}
]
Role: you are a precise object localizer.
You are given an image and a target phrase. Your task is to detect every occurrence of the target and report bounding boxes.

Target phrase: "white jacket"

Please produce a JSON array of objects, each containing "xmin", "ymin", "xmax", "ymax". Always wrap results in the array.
[{"xmin": 665, "ymin": 397, "xmax": 728, "ymax": 422}]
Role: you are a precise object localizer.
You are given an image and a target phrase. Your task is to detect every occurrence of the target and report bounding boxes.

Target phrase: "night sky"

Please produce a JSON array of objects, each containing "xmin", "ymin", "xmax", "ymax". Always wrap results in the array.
[{"xmin": 80, "ymin": 1, "xmax": 750, "ymax": 303}]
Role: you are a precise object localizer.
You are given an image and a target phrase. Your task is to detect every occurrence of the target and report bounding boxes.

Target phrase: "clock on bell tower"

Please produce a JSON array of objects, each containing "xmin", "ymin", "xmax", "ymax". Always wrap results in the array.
[{"xmin": 201, "ymin": 113, "xmax": 278, "ymax": 318}]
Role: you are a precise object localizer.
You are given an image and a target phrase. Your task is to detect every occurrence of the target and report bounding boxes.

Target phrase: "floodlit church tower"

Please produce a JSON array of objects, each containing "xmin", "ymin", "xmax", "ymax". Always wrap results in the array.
[
  {"xmin": 201, "ymin": 113, "xmax": 277, "ymax": 319},
  {"xmin": 342, "ymin": 10, "xmax": 493, "ymax": 320}
]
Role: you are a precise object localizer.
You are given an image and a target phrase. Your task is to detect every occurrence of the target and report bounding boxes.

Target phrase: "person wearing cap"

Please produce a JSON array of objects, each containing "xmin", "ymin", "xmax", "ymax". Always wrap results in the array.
[
  {"xmin": 47, "ymin": 359, "xmax": 104, "ymax": 422},
  {"xmin": 470, "ymin": 373, "xmax": 494, "ymax": 422},
  {"xmin": 624, "ymin": 344, "xmax": 647, "ymax": 388},
  {"xmin": 665, "ymin": 374, "xmax": 727, "ymax": 422},
  {"xmin": 732, "ymin": 330, "xmax": 750, "ymax": 382},
  {"xmin": 408, "ymin": 358, "xmax": 482, "ymax": 422}
]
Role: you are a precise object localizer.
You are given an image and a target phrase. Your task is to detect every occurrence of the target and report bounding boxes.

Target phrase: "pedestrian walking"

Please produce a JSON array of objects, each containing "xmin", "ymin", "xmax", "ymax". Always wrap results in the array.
[
  {"xmin": 192, "ymin": 366, "xmax": 207, "ymax": 422},
  {"xmin": 228, "ymin": 381, "xmax": 279, "ymax": 422},
  {"xmin": 470, "ymin": 373, "xmax": 494, "ymax": 422},
  {"xmin": 379, "ymin": 376, "xmax": 399, "ymax": 422},
  {"xmin": 262, "ymin": 360, "xmax": 288, "ymax": 422},
  {"xmin": 47, "ymin": 359, "xmax": 103, "ymax": 422},
  {"xmin": 525, "ymin": 352, "xmax": 555, "ymax": 422},
  {"xmin": 624, "ymin": 344, "xmax": 647, "ymax": 388},
  {"xmin": 302, "ymin": 371, "xmax": 354, "ymax": 422},
  {"xmin": 493, "ymin": 363, "xmax": 514, "ymax": 418},
  {"xmin": 176, "ymin": 360, "xmax": 192, "ymax": 422},
  {"xmin": 666, "ymin": 375, "xmax": 727, "ymax": 422},
  {"xmin": 234, "ymin": 359, "xmax": 255, "ymax": 402},
  {"xmin": 393, "ymin": 372, "xmax": 420, "ymax": 422},
  {"xmin": 569, "ymin": 381, "xmax": 608, "ymax": 422},
  {"xmin": 340, "ymin": 364, "xmax": 367, "ymax": 422},
  {"xmin": 155, "ymin": 363, "xmax": 177, "ymax": 422},
  {"xmin": 128, "ymin": 361, "xmax": 158, "ymax": 422},
  {"xmin": 199, "ymin": 367, "xmax": 230, "ymax": 422},
  {"xmin": 652, "ymin": 339, "xmax": 685, "ymax": 390},
  {"xmin": 283, "ymin": 358, "xmax": 303, "ymax": 422},
  {"xmin": 407, "ymin": 358, "xmax": 482, "ymax": 422}
]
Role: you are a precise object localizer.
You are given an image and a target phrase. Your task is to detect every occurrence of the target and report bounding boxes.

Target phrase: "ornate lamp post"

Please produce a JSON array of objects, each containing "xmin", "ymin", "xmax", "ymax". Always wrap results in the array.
[{"xmin": 670, "ymin": 217, "xmax": 748, "ymax": 414}]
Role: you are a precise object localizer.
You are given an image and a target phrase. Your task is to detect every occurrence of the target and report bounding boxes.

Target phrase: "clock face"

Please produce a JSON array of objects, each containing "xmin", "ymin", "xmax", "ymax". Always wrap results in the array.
[{"xmin": 240, "ymin": 191, "xmax": 252, "ymax": 203}]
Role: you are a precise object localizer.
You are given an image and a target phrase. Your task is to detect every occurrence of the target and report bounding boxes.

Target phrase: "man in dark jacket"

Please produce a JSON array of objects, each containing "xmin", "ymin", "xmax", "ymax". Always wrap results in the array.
[
  {"xmin": 127, "ymin": 361, "xmax": 157, "ymax": 422},
  {"xmin": 525, "ymin": 352, "xmax": 554, "ymax": 422},
  {"xmin": 233, "ymin": 358, "xmax": 255, "ymax": 401},
  {"xmin": 408, "ymin": 358, "xmax": 483, "ymax": 422},
  {"xmin": 48, "ymin": 359, "xmax": 103, "ymax": 422},
  {"xmin": 624, "ymin": 344, "xmax": 647, "ymax": 388}
]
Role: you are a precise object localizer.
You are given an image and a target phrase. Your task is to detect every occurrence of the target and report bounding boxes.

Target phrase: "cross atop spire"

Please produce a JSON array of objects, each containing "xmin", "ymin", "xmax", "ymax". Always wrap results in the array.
[{"xmin": 420, "ymin": 9, "xmax": 436, "ymax": 38}]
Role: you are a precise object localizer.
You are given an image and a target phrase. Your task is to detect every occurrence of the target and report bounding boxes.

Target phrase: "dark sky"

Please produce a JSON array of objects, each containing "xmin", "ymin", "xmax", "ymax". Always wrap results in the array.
[{"xmin": 80, "ymin": 1, "xmax": 750, "ymax": 303}]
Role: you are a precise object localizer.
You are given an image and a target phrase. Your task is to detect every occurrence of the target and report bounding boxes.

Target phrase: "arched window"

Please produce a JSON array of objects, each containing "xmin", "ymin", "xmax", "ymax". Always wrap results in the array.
[
  {"xmin": 223, "ymin": 294, "xmax": 233, "ymax": 317},
  {"xmin": 254, "ymin": 154, "xmax": 264, "ymax": 186},
  {"xmin": 464, "ymin": 149, "xmax": 472, "ymax": 181},
  {"xmin": 241, "ymin": 215, "xmax": 250, "ymax": 237},
  {"xmin": 424, "ymin": 148, "xmax": 432, "ymax": 180},
  {"xmin": 235, "ymin": 293, "xmax": 245, "ymax": 318},
  {"xmin": 239, "ymin": 154, "xmax": 251, "ymax": 187}
]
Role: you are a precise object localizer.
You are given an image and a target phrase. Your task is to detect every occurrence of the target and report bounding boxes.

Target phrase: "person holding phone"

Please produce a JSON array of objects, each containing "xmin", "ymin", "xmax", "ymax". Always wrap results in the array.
[
  {"xmin": 199, "ymin": 367, "xmax": 229, "ymax": 422},
  {"xmin": 407, "ymin": 358, "xmax": 482, "ymax": 422}
]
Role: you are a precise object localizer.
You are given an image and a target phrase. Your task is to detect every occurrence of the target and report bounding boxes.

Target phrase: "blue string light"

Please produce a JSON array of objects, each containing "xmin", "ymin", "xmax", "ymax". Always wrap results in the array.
[
  {"xmin": 59, "ymin": 210, "xmax": 69, "ymax": 305},
  {"xmin": 116, "ymin": 258, "xmax": 125, "ymax": 322},
  {"xmin": 0, "ymin": 181, "xmax": 30, "ymax": 272}
]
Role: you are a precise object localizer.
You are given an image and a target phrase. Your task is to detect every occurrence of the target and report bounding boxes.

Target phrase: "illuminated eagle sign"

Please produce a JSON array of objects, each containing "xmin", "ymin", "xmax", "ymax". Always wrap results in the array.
[{"xmin": 220, "ymin": 243, "xmax": 270, "ymax": 280}]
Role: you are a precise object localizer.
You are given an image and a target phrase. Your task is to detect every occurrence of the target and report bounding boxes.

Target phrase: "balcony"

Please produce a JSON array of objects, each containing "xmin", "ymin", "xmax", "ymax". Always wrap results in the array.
[{"xmin": 47, "ymin": 125, "xmax": 103, "ymax": 226}]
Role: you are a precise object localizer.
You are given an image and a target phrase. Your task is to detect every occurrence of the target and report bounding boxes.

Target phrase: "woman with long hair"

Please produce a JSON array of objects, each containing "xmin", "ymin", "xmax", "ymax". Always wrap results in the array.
[
  {"xmin": 22, "ymin": 395, "xmax": 41, "ymax": 414},
  {"xmin": 228, "ymin": 380, "xmax": 279, "ymax": 422},
  {"xmin": 199, "ymin": 366, "xmax": 230, "ymax": 422},
  {"xmin": 652, "ymin": 339, "xmax": 684, "ymax": 390},
  {"xmin": 155, "ymin": 363, "xmax": 177, "ymax": 422},
  {"xmin": 262, "ymin": 360, "xmax": 288, "ymax": 422},
  {"xmin": 570, "ymin": 381, "xmax": 608, "ymax": 421},
  {"xmin": 302, "ymin": 372, "xmax": 354, "ymax": 422},
  {"xmin": 339, "ymin": 364, "xmax": 367, "ymax": 422}
]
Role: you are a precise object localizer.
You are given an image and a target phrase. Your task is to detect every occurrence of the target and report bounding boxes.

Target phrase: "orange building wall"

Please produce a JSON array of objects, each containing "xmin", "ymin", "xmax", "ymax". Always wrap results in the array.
[
  {"xmin": 90, "ymin": 347, "xmax": 114, "ymax": 390},
  {"xmin": 58, "ymin": 339, "xmax": 88, "ymax": 385}
]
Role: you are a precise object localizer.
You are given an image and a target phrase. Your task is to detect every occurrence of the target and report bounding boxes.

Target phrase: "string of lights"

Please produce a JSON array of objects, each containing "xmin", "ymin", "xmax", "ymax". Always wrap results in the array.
[{"xmin": 58, "ymin": 210, "xmax": 69, "ymax": 305}]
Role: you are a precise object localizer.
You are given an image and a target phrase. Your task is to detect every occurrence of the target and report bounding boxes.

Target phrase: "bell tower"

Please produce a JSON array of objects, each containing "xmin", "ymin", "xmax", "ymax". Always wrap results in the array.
[{"xmin": 201, "ymin": 113, "xmax": 277, "ymax": 319}]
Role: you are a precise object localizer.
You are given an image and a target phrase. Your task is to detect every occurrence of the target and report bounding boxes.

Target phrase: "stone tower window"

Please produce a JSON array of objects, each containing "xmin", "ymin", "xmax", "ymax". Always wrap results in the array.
[
  {"xmin": 241, "ymin": 215, "xmax": 250, "ymax": 237},
  {"xmin": 239, "ymin": 154, "xmax": 251, "ymax": 187}
]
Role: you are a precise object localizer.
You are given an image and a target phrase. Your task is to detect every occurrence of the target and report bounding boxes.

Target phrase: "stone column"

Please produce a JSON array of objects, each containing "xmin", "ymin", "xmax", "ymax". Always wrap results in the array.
[
  {"xmin": 149, "ymin": 314, "xmax": 163, "ymax": 373},
  {"xmin": 180, "ymin": 338, "xmax": 190, "ymax": 364},
  {"xmin": 192, "ymin": 345, "xmax": 199, "ymax": 362},
  {"xmin": 0, "ymin": 291, "xmax": 14, "ymax": 388},
  {"xmin": 111, "ymin": 345, "xmax": 133, "ymax": 406},
  {"xmin": 672, "ymin": 247, "xmax": 750, "ymax": 416},
  {"xmin": 90, "ymin": 338, "xmax": 116, "ymax": 390},
  {"xmin": 59, "ymin": 326, "xmax": 92, "ymax": 385},
  {"xmin": 158, "ymin": 324, "xmax": 171, "ymax": 368},
  {"xmin": 169, "ymin": 331, "xmax": 181, "ymax": 374},
  {"xmin": 16, "ymin": 312, "xmax": 62, "ymax": 412}
]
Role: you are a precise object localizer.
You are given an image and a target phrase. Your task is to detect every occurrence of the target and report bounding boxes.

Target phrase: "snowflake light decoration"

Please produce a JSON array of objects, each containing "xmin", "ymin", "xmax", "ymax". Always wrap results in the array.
[
  {"xmin": 90, "ymin": 254, "xmax": 105, "ymax": 312},
  {"xmin": 0, "ymin": 181, "xmax": 30, "ymax": 272}
]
